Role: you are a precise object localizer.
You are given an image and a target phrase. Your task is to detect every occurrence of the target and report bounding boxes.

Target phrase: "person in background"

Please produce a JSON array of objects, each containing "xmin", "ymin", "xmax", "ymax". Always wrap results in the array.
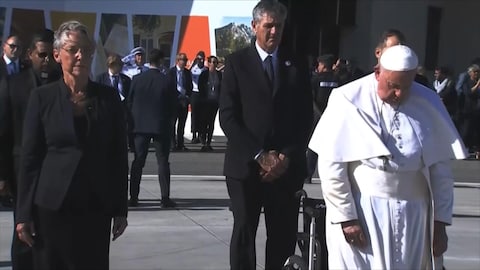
[
  {"xmin": 122, "ymin": 46, "xmax": 148, "ymax": 79},
  {"xmin": 305, "ymin": 54, "xmax": 338, "ymax": 183},
  {"xmin": 127, "ymin": 49, "xmax": 176, "ymax": 208},
  {"xmin": 198, "ymin": 55, "xmax": 222, "ymax": 152},
  {"xmin": 15, "ymin": 20, "xmax": 128, "ymax": 269},
  {"xmin": 455, "ymin": 57, "xmax": 480, "ymax": 96},
  {"xmin": 190, "ymin": 50, "xmax": 208, "ymax": 144},
  {"xmin": 1, "ymin": 35, "xmax": 25, "ymax": 79},
  {"xmin": 219, "ymin": 1, "xmax": 312, "ymax": 269},
  {"xmin": 0, "ymin": 29, "xmax": 61, "ymax": 270},
  {"xmin": 309, "ymin": 45, "xmax": 466, "ymax": 269},
  {"xmin": 416, "ymin": 65, "xmax": 431, "ymax": 88},
  {"xmin": 96, "ymin": 54, "xmax": 133, "ymax": 151},
  {"xmin": 169, "ymin": 52, "xmax": 193, "ymax": 151},
  {"xmin": 433, "ymin": 66, "xmax": 457, "ymax": 119},
  {"xmin": 458, "ymin": 64, "xmax": 480, "ymax": 157}
]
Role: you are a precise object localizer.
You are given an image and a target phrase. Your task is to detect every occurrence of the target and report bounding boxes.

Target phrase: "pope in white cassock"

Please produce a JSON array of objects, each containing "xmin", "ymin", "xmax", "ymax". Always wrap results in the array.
[{"xmin": 308, "ymin": 45, "xmax": 467, "ymax": 270}]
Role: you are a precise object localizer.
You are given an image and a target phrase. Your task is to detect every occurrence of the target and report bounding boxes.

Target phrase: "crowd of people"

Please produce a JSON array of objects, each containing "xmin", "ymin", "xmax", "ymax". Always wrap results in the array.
[{"xmin": 0, "ymin": 0, "xmax": 475, "ymax": 269}]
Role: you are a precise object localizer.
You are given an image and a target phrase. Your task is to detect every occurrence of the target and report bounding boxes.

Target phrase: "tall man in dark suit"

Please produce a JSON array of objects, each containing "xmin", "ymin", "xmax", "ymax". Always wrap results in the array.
[
  {"xmin": 219, "ymin": 1, "xmax": 313, "ymax": 269},
  {"xmin": 0, "ymin": 30, "xmax": 61, "ymax": 270},
  {"xmin": 1, "ymin": 35, "xmax": 24, "ymax": 80},
  {"xmin": 169, "ymin": 52, "xmax": 193, "ymax": 151},
  {"xmin": 128, "ymin": 49, "xmax": 177, "ymax": 207}
]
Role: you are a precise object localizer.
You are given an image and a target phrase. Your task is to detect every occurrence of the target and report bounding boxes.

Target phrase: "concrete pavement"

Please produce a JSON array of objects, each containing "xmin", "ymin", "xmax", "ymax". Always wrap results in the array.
[
  {"xmin": 1, "ymin": 134, "xmax": 479, "ymax": 269},
  {"xmin": 1, "ymin": 176, "xmax": 479, "ymax": 270}
]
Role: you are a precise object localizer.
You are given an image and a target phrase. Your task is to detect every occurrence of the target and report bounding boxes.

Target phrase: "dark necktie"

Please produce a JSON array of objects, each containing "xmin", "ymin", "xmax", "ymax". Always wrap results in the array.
[
  {"xmin": 178, "ymin": 70, "xmax": 184, "ymax": 88},
  {"xmin": 10, "ymin": 61, "xmax": 17, "ymax": 75},
  {"xmin": 112, "ymin": 75, "xmax": 120, "ymax": 90},
  {"xmin": 264, "ymin": 55, "xmax": 274, "ymax": 86}
]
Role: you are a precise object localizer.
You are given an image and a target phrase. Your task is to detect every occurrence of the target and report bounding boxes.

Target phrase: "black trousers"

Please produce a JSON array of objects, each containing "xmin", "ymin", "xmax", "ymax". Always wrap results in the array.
[
  {"xmin": 130, "ymin": 133, "xmax": 171, "ymax": 200},
  {"xmin": 226, "ymin": 175, "xmax": 301, "ymax": 270},
  {"xmin": 200, "ymin": 101, "xmax": 218, "ymax": 145},
  {"xmin": 460, "ymin": 111, "xmax": 480, "ymax": 150},
  {"xmin": 32, "ymin": 206, "xmax": 111, "ymax": 270},
  {"xmin": 11, "ymin": 156, "xmax": 34, "ymax": 270},
  {"xmin": 171, "ymin": 99, "xmax": 189, "ymax": 148},
  {"xmin": 190, "ymin": 92, "xmax": 202, "ymax": 135}
]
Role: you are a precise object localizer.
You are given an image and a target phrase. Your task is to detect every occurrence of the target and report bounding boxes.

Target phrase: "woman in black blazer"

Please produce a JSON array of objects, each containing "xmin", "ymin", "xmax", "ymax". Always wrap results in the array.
[
  {"xmin": 198, "ymin": 55, "xmax": 222, "ymax": 151},
  {"xmin": 15, "ymin": 21, "xmax": 128, "ymax": 269}
]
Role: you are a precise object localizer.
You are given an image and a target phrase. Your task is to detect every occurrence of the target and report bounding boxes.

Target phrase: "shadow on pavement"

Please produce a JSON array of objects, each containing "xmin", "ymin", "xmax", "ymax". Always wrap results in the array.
[
  {"xmin": 128, "ymin": 198, "xmax": 231, "ymax": 212},
  {"xmin": 453, "ymin": 213, "xmax": 480, "ymax": 218},
  {"xmin": 0, "ymin": 261, "xmax": 12, "ymax": 267}
]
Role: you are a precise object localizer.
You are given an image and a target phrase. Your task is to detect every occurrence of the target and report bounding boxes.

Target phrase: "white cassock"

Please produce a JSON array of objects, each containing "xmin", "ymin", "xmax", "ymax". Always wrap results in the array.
[{"xmin": 308, "ymin": 73, "xmax": 467, "ymax": 270}]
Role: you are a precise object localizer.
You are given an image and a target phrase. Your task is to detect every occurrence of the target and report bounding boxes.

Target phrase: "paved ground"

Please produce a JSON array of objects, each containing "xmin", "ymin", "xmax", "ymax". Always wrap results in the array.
[{"xmin": 1, "ymin": 136, "xmax": 479, "ymax": 269}]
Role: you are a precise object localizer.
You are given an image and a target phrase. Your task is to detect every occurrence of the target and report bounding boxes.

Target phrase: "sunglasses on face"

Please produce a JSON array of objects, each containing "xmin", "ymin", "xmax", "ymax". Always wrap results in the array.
[
  {"xmin": 37, "ymin": 52, "xmax": 52, "ymax": 59},
  {"xmin": 7, "ymin": 43, "xmax": 19, "ymax": 50},
  {"xmin": 62, "ymin": 46, "xmax": 94, "ymax": 56}
]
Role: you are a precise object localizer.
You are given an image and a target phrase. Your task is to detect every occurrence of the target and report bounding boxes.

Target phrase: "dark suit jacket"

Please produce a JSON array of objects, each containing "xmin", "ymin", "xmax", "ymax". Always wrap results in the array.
[
  {"xmin": 219, "ymin": 45, "xmax": 313, "ymax": 184},
  {"xmin": 435, "ymin": 79, "xmax": 457, "ymax": 115},
  {"xmin": 95, "ymin": 72, "xmax": 131, "ymax": 100},
  {"xmin": 168, "ymin": 66, "xmax": 193, "ymax": 101},
  {"xmin": 127, "ymin": 68, "xmax": 176, "ymax": 134},
  {"xmin": 16, "ymin": 80, "xmax": 128, "ymax": 223},
  {"xmin": 0, "ymin": 56, "xmax": 28, "ymax": 81},
  {"xmin": 0, "ymin": 68, "xmax": 60, "ymax": 194},
  {"xmin": 198, "ymin": 69, "xmax": 222, "ymax": 101}
]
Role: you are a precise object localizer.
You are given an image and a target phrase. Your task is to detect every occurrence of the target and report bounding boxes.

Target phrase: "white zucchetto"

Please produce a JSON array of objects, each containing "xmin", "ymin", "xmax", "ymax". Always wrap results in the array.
[{"xmin": 380, "ymin": 45, "xmax": 418, "ymax": 71}]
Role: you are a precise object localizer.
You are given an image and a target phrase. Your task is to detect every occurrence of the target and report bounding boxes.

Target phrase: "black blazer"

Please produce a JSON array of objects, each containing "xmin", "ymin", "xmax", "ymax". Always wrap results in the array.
[
  {"xmin": 95, "ymin": 72, "xmax": 131, "ymax": 100},
  {"xmin": 168, "ymin": 66, "xmax": 193, "ymax": 100},
  {"xmin": 198, "ymin": 69, "xmax": 222, "ymax": 101},
  {"xmin": 127, "ymin": 68, "xmax": 176, "ymax": 134},
  {"xmin": 0, "ymin": 68, "xmax": 60, "ymax": 194},
  {"xmin": 219, "ymin": 45, "xmax": 313, "ymax": 183},
  {"xmin": 0, "ymin": 57, "xmax": 28, "ymax": 81},
  {"xmin": 16, "ymin": 80, "xmax": 128, "ymax": 223}
]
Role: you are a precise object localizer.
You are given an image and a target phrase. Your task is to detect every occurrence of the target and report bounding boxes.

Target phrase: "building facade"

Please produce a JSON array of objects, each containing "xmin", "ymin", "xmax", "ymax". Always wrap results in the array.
[{"xmin": 1, "ymin": 0, "xmax": 477, "ymax": 78}]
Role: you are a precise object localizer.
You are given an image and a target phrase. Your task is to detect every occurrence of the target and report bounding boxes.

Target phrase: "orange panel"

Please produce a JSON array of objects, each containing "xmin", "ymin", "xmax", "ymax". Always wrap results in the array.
[
  {"xmin": 50, "ymin": 11, "xmax": 96, "ymax": 39},
  {"xmin": 178, "ymin": 16, "xmax": 211, "ymax": 68}
]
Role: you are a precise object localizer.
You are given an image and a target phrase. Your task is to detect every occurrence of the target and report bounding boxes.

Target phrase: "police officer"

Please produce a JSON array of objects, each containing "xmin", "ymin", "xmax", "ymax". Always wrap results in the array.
[
  {"xmin": 122, "ymin": 46, "xmax": 149, "ymax": 79},
  {"xmin": 305, "ymin": 54, "xmax": 339, "ymax": 183}
]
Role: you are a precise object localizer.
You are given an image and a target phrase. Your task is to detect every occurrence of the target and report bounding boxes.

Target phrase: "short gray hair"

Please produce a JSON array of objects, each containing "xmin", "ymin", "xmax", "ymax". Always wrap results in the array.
[
  {"xmin": 468, "ymin": 64, "xmax": 480, "ymax": 73},
  {"xmin": 252, "ymin": 0, "xmax": 287, "ymax": 23},
  {"xmin": 53, "ymin": 20, "xmax": 91, "ymax": 50}
]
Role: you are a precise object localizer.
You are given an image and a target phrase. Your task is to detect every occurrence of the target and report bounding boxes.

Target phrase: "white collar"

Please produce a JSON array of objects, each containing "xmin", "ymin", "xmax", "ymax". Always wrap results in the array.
[
  {"xmin": 255, "ymin": 41, "xmax": 278, "ymax": 61},
  {"xmin": 3, "ymin": 54, "xmax": 16, "ymax": 65}
]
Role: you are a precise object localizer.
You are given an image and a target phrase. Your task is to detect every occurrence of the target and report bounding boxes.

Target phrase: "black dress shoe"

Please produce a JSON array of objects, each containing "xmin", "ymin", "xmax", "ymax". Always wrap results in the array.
[
  {"xmin": 191, "ymin": 137, "xmax": 200, "ymax": 144},
  {"xmin": 160, "ymin": 198, "xmax": 176, "ymax": 208},
  {"xmin": 180, "ymin": 146, "xmax": 189, "ymax": 152},
  {"xmin": 129, "ymin": 198, "xmax": 139, "ymax": 207}
]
